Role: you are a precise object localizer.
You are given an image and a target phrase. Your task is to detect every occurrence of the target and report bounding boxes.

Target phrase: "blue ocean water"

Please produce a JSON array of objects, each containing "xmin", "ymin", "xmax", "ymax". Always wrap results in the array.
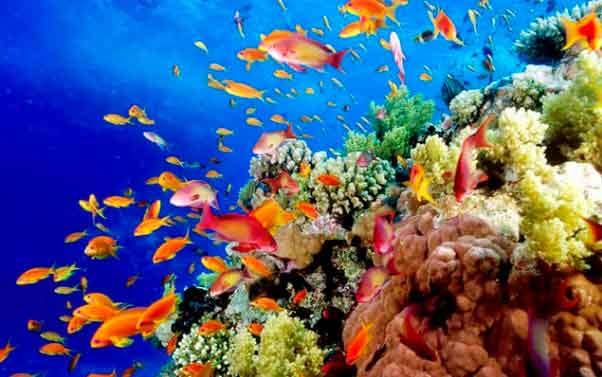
[{"xmin": 0, "ymin": 0, "xmax": 570, "ymax": 375}]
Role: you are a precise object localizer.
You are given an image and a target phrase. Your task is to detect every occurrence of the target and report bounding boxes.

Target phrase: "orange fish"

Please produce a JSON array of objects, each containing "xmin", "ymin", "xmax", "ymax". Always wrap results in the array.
[
  {"xmin": 73, "ymin": 304, "xmax": 120, "ymax": 322},
  {"xmin": 136, "ymin": 290, "xmax": 177, "ymax": 336},
  {"xmin": 103, "ymin": 196, "xmax": 135, "ymax": 208},
  {"xmin": 249, "ymin": 198, "xmax": 296, "ymax": 235},
  {"xmin": 561, "ymin": 11, "xmax": 602, "ymax": 51},
  {"xmin": 247, "ymin": 323, "xmax": 263, "ymax": 336},
  {"xmin": 147, "ymin": 172, "xmax": 186, "ymax": 192},
  {"xmin": 16, "ymin": 267, "xmax": 54, "ymax": 285},
  {"xmin": 39, "ymin": 342, "xmax": 70, "ymax": 356},
  {"xmin": 222, "ymin": 80, "xmax": 265, "ymax": 100},
  {"xmin": 180, "ymin": 362, "xmax": 214, "ymax": 377},
  {"xmin": 299, "ymin": 162, "xmax": 311, "ymax": 177},
  {"xmin": 250, "ymin": 297, "xmax": 283, "ymax": 312},
  {"xmin": 68, "ymin": 352, "xmax": 81, "ymax": 373},
  {"xmin": 27, "ymin": 320, "xmax": 43, "ymax": 332},
  {"xmin": 87, "ymin": 370, "xmax": 117, "ymax": 377},
  {"xmin": 209, "ymin": 269, "xmax": 244, "ymax": 297},
  {"xmin": 84, "ymin": 235, "xmax": 119, "ymax": 259},
  {"xmin": 172, "ymin": 64, "xmax": 181, "ymax": 78},
  {"xmin": 339, "ymin": 18, "xmax": 386, "ymax": 38},
  {"xmin": 0, "ymin": 340, "xmax": 15, "ymax": 363},
  {"xmin": 428, "ymin": 10, "xmax": 463, "ymax": 45},
  {"xmin": 67, "ymin": 315, "xmax": 89, "ymax": 334},
  {"xmin": 341, "ymin": 0, "xmax": 401, "ymax": 24},
  {"xmin": 197, "ymin": 320, "xmax": 226, "ymax": 336},
  {"xmin": 292, "ymin": 288, "xmax": 308, "ymax": 305},
  {"xmin": 237, "ymin": 48, "xmax": 268, "ymax": 71},
  {"xmin": 84, "ymin": 292, "xmax": 119, "ymax": 308},
  {"xmin": 128, "ymin": 105, "xmax": 147, "ymax": 118},
  {"xmin": 125, "ymin": 275, "xmax": 139, "ymax": 288},
  {"xmin": 201, "ymin": 256, "xmax": 228, "ymax": 273},
  {"xmin": 79, "ymin": 194, "xmax": 106, "ymax": 222},
  {"xmin": 152, "ymin": 230, "xmax": 193, "ymax": 264},
  {"xmin": 584, "ymin": 217, "xmax": 602, "ymax": 249},
  {"xmin": 296, "ymin": 202, "xmax": 318, "ymax": 220},
  {"xmin": 91, "ymin": 307, "xmax": 147, "ymax": 348},
  {"xmin": 134, "ymin": 201, "xmax": 174, "ymax": 236},
  {"xmin": 345, "ymin": 322, "xmax": 373, "ymax": 365},
  {"xmin": 316, "ymin": 174, "xmax": 341, "ymax": 187},
  {"xmin": 405, "ymin": 163, "xmax": 435, "ymax": 205},
  {"xmin": 241, "ymin": 255, "xmax": 272, "ymax": 278},
  {"xmin": 64, "ymin": 231, "xmax": 88, "ymax": 243}
]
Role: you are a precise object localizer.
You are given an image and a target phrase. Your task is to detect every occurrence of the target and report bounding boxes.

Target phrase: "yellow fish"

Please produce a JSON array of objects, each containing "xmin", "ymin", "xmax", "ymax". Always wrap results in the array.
[
  {"xmin": 246, "ymin": 117, "xmax": 263, "ymax": 127},
  {"xmin": 205, "ymin": 170, "xmax": 223, "ymax": 179},
  {"xmin": 249, "ymin": 198, "xmax": 296, "ymax": 234},
  {"xmin": 103, "ymin": 114, "xmax": 131, "ymax": 126},
  {"xmin": 216, "ymin": 128, "xmax": 233, "ymax": 136},
  {"xmin": 194, "ymin": 41, "xmax": 209, "ymax": 53},
  {"xmin": 209, "ymin": 63, "xmax": 226, "ymax": 71},
  {"xmin": 273, "ymin": 70, "xmax": 292, "ymax": 80}
]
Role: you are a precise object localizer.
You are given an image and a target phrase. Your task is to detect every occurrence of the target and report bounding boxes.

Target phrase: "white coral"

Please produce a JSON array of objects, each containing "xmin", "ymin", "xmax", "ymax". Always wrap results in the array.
[{"xmin": 449, "ymin": 89, "xmax": 484, "ymax": 127}]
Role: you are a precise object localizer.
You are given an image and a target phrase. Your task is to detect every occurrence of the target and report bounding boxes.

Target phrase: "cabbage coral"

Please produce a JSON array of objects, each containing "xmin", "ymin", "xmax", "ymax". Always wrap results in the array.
[
  {"xmin": 172, "ymin": 324, "xmax": 233, "ymax": 376},
  {"xmin": 307, "ymin": 153, "xmax": 394, "ymax": 219},
  {"xmin": 227, "ymin": 312, "xmax": 325, "ymax": 377},
  {"xmin": 542, "ymin": 51, "xmax": 602, "ymax": 169},
  {"xmin": 249, "ymin": 140, "xmax": 324, "ymax": 180}
]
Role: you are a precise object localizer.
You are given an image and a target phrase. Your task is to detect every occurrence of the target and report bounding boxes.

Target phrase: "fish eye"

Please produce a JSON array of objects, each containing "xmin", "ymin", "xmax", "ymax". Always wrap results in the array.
[{"xmin": 191, "ymin": 194, "xmax": 200, "ymax": 201}]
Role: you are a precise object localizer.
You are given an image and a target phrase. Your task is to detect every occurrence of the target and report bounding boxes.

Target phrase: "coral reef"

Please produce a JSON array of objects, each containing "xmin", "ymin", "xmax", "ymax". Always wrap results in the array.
[
  {"xmin": 514, "ymin": 0, "xmax": 602, "ymax": 62},
  {"xmin": 449, "ymin": 89, "xmax": 484, "ymax": 128},
  {"xmin": 542, "ymin": 51, "xmax": 602, "ymax": 169},
  {"xmin": 307, "ymin": 153, "xmax": 394, "ymax": 219},
  {"xmin": 172, "ymin": 324, "xmax": 233, "ymax": 376},
  {"xmin": 227, "ymin": 312, "xmax": 325, "ymax": 377},
  {"xmin": 249, "ymin": 140, "xmax": 323, "ymax": 180}
]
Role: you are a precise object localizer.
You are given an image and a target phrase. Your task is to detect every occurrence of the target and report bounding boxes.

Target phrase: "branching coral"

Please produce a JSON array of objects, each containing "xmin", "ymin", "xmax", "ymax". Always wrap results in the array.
[
  {"xmin": 227, "ymin": 312, "xmax": 325, "ymax": 377},
  {"xmin": 344, "ymin": 86, "xmax": 434, "ymax": 160},
  {"xmin": 514, "ymin": 0, "xmax": 602, "ymax": 62},
  {"xmin": 449, "ymin": 89, "xmax": 484, "ymax": 127},
  {"xmin": 509, "ymin": 76, "xmax": 547, "ymax": 111},
  {"xmin": 249, "ymin": 140, "xmax": 323, "ymax": 180},
  {"xmin": 307, "ymin": 153, "xmax": 394, "ymax": 219},
  {"xmin": 542, "ymin": 51, "xmax": 602, "ymax": 169},
  {"xmin": 172, "ymin": 324, "xmax": 233, "ymax": 376}
]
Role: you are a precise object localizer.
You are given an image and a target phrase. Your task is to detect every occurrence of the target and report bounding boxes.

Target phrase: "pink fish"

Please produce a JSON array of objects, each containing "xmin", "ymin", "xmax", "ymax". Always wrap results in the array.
[
  {"xmin": 375, "ymin": 107, "xmax": 386, "ymax": 120},
  {"xmin": 389, "ymin": 32, "xmax": 406, "ymax": 83},
  {"xmin": 263, "ymin": 33, "xmax": 348, "ymax": 72},
  {"xmin": 196, "ymin": 204, "xmax": 277, "ymax": 253},
  {"xmin": 262, "ymin": 171, "xmax": 300, "ymax": 196},
  {"xmin": 453, "ymin": 114, "xmax": 494, "ymax": 202},
  {"xmin": 355, "ymin": 267, "xmax": 389, "ymax": 303},
  {"xmin": 209, "ymin": 269, "xmax": 244, "ymax": 296},
  {"xmin": 356, "ymin": 151, "xmax": 374, "ymax": 168},
  {"xmin": 169, "ymin": 181, "xmax": 219, "ymax": 209},
  {"xmin": 373, "ymin": 213, "xmax": 395, "ymax": 255},
  {"xmin": 400, "ymin": 304, "xmax": 438, "ymax": 362},
  {"xmin": 252, "ymin": 123, "xmax": 296, "ymax": 156}
]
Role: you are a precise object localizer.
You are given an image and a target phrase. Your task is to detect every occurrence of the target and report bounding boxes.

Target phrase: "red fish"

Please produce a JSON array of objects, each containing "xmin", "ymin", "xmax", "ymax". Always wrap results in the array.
[
  {"xmin": 428, "ymin": 10, "xmax": 463, "ymax": 45},
  {"xmin": 322, "ymin": 352, "xmax": 354, "ymax": 377},
  {"xmin": 209, "ymin": 269, "xmax": 244, "ymax": 296},
  {"xmin": 296, "ymin": 202, "xmax": 318, "ymax": 220},
  {"xmin": 400, "ymin": 305, "xmax": 437, "ymax": 361},
  {"xmin": 453, "ymin": 114, "xmax": 494, "ymax": 202},
  {"xmin": 262, "ymin": 171, "xmax": 300, "ymax": 196},
  {"xmin": 196, "ymin": 204, "xmax": 277, "ymax": 253},
  {"xmin": 373, "ymin": 212, "xmax": 395, "ymax": 255},
  {"xmin": 356, "ymin": 267, "xmax": 389, "ymax": 303},
  {"xmin": 262, "ymin": 33, "xmax": 348, "ymax": 72},
  {"xmin": 316, "ymin": 174, "xmax": 341, "ymax": 187},
  {"xmin": 292, "ymin": 288, "xmax": 308, "ymax": 305}
]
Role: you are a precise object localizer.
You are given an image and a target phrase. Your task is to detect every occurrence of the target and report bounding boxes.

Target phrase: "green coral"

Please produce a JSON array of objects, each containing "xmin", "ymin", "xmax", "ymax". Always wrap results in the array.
[
  {"xmin": 307, "ymin": 153, "xmax": 395, "ymax": 219},
  {"xmin": 344, "ymin": 86, "xmax": 433, "ymax": 160},
  {"xmin": 449, "ymin": 89, "xmax": 484, "ymax": 127},
  {"xmin": 510, "ymin": 77, "xmax": 547, "ymax": 111},
  {"xmin": 542, "ymin": 51, "xmax": 602, "ymax": 169},
  {"xmin": 227, "ymin": 312, "xmax": 325, "ymax": 377}
]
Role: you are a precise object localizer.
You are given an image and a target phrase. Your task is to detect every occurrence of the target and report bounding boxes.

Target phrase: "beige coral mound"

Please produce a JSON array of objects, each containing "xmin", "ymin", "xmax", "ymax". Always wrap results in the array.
[{"xmin": 343, "ymin": 213, "xmax": 515, "ymax": 377}]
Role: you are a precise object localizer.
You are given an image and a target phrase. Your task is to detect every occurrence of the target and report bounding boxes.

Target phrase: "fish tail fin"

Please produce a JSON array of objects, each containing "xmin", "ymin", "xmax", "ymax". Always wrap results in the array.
[
  {"xmin": 560, "ymin": 17, "xmax": 581, "ymax": 50},
  {"xmin": 386, "ymin": 3, "xmax": 402, "ymax": 25},
  {"xmin": 245, "ymin": 62, "xmax": 251, "ymax": 71},
  {"xmin": 428, "ymin": 11, "xmax": 440, "ymax": 38},
  {"xmin": 196, "ymin": 203, "xmax": 215, "ymax": 232},
  {"xmin": 330, "ymin": 49, "xmax": 349, "ymax": 72},
  {"xmin": 97, "ymin": 207, "xmax": 107, "ymax": 219},
  {"xmin": 471, "ymin": 114, "xmax": 495, "ymax": 148},
  {"xmin": 284, "ymin": 122, "xmax": 296, "ymax": 139}
]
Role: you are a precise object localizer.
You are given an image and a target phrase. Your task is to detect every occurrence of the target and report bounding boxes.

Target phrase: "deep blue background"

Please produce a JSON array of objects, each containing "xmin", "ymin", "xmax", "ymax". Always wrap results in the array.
[{"xmin": 0, "ymin": 0, "xmax": 570, "ymax": 375}]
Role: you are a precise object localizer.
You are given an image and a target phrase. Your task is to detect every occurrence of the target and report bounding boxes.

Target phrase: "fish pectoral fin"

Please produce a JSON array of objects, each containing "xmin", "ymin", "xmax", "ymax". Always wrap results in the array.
[{"xmin": 110, "ymin": 336, "xmax": 134, "ymax": 348}]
